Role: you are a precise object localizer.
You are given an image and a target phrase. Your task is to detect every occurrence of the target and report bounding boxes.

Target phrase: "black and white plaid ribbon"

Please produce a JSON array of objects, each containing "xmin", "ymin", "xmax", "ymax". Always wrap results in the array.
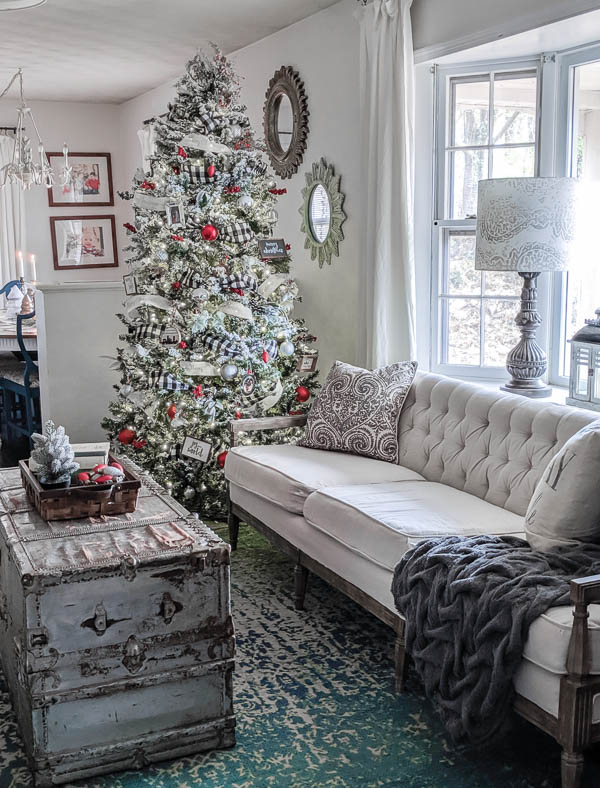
[
  {"xmin": 218, "ymin": 273, "xmax": 258, "ymax": 291},
  {"xmin": 199, "ymin": 332, "xmax": 243, "ymax": 358},
  {"xmin": 250, "ymin": 161, "xmax": 268, "ymax": 176},
  {"xmin": 129, "ymin": 323, "xmax": 164, "ymax": 341},
  {"xmin": 147, "ymin": 371, "xmax": 190, "ymax": 391},
  {"xmin": 181, "ymin": 268, "xmax": 202, "ymax": 288},
  {"xmin": 198, "ymin": 113, "xmax": 217, "ymax": 132},
  {"xmin": 249, "ymin": 338, "xmax": 278, "ymax": 358},
  {"xmin": 222, "ymin": 222, "xmax": 253, "ymax": 244},
  {"xmin": 183, "ymin": 160, "xmax": 214, "ymax": 185}
]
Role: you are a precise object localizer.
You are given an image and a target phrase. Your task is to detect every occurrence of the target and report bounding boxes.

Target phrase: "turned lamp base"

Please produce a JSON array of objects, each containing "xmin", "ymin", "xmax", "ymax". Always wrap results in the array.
[{"xmin": 502, "ymin": 271, "xmax": 552, "ymax": 399}]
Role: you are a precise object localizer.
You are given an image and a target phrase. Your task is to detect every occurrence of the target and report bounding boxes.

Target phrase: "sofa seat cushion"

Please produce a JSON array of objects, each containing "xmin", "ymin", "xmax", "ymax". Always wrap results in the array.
[
  {"xmin": 224, "ymin": 445, "xmax": 425, "ymax": 515},
  {"xmin": 522, "ymin": 603, "xmax": 600, "ymax": 676},
  {"xmin": 303, "ymin": 481, "xmax": 524, "ymax": 572}
]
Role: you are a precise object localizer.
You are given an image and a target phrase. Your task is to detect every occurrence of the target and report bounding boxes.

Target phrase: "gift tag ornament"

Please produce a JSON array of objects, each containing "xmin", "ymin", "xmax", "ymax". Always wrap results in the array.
[{"xmin": 160, "ymin": 326, "xmax": 182, "ymax": 346}]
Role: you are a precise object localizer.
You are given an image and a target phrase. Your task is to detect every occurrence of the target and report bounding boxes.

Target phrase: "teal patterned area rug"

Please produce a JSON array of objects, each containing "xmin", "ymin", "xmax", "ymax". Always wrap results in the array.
[{"xmin": 2, "ymin": 523, "xmax": 600, "ymax": 787}]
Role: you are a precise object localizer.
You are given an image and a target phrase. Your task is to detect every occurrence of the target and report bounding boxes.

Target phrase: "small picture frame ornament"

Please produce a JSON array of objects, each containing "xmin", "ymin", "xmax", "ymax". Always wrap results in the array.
[
  {"xmin": 166, "ymin": 201, "xmax": 186, "ymax": 228},
  {"xmin": 160, "ymin": 325, "xmax": 182, "ymax": 346},
  {"xmin": 241, "ymin": 371, "xmax": 256, "ymax": 395},
  {"xmin": 297, "ymin": 353, "xmax": 318, "ymax": 373},
  {"xmin": 181, "ymin": 436, "xmax": 212, "ymax": 462},
  {"xmin": 123, "ymin": 273, "xmax": 138, "ymax": 296}
]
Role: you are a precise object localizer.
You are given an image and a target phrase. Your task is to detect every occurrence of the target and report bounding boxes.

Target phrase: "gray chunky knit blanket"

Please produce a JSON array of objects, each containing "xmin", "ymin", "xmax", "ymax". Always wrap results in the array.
[{"xmin": 391, "ymin": 534, "xmax": 600, "ymax": 746}]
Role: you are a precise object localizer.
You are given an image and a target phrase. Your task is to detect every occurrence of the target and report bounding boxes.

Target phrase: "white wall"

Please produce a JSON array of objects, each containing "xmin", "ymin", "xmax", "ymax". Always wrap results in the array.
[
  {"xmin": 411, "ymin": 0, "xmax": 600, "ymax": 61},
  {"xmin": 233, "ymin": 0, "xmax": 361, "ymax": 373},
  {"xmin": 0, "ymin": 100, "xmax": 127, "ymax": 284}
]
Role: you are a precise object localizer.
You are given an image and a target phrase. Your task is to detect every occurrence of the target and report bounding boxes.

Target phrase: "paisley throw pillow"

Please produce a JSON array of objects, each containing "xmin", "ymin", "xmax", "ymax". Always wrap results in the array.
[{"xmin": 299, "ymin": 360, "xmax": 417, "ymax": 464}]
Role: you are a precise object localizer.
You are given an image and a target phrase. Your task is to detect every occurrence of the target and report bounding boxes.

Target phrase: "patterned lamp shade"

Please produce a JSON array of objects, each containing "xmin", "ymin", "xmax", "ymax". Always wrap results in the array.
[{"xmin": 475, "ymin": 177, "xmax": 580, "ymax": 272}]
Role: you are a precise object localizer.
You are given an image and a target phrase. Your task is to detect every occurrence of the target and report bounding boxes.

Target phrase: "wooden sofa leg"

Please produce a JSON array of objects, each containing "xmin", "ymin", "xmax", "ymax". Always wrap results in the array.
[
  {"xmin": 561, "ymin": 750, "xmax": 584, "ymax": 788},
  {"xmin": 294, "ymin": 564, "xmax": 309, "ymax": 611},
  {"xmin": 228, "ymin": 509, "xmax": 240, "ymax": 551},
  {"xmin": 395, "ymin": 625, "xmax": 409, "ymax": 692}
]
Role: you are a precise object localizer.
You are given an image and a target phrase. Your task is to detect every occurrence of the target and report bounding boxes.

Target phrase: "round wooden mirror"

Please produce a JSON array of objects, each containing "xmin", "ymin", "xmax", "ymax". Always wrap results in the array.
[
  {"xmin": 300, "ymin": 158, "xmax": 346, "ymax": 268},
  {"xmin": 263, "ymin": 66, "xmax": 309, "ymax": 179}
]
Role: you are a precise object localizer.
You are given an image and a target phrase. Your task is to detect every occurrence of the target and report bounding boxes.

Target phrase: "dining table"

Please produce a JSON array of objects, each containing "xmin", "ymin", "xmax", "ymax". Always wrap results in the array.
[{"xmin": 0, "ymin": 309, "xmax": 37, "ymax": 352}]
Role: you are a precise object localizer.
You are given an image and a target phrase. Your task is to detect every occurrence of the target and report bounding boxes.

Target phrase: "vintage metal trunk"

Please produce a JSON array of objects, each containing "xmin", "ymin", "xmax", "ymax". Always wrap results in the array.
[{"xmin": 0, "ymin": 461, "xmax": 235, "ymax": 787}]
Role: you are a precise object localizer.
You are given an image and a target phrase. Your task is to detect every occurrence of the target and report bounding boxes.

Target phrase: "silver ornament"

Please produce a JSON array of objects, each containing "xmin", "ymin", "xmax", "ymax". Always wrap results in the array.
[
  {"xmin": 238, "ymin": 193, "xmax": 254, "ymax": 209},
  {"xmin": 192, "ymin": 287, "xmax": 209, "ymax": 301},
  {"xmin": 230, "ymin": 124, "xmax": 242, "ymax": 138},
  {"xmin": 267, "ymin": 179, "xmax": 276, "ymax": 189},
  {"xmin": 184, "ymin": 486, "xmax": 195, "ymax": 499},
  {"xmin": 220, "ymin": 362, "xmax": 239, "ymax": 381},
  {"xmin": 279, "ymin": 340, "xmax": 295, "ymax": 357}
]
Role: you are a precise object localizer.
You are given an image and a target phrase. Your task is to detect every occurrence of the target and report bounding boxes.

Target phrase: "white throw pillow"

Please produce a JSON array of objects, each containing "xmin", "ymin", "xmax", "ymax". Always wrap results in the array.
[
  {"xmin": 525, "ymin": 422, "xmax": 600, "ymax": 551},
  {"xmin": 299, "ymin": 359, "xmax": 417, "ymax": 464}
]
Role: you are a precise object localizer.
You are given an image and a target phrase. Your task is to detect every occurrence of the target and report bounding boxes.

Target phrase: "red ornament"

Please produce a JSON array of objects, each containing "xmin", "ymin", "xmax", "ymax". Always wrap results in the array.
[
  {"xmin": 111, "ymin": 461, "xmax": 124, "ymax": 472},
  {"xmin": 231, "ymin": 288, "xmax": 244, "ymax": 296},
  {"xmin": 123, "ymin": 222, "xmax": 137, "ymax": 233},
  {"xmin": 296, "ymin": 386, "xmax": 310, "ymax": 403},
  {"xmin": 217, "ymin": 451, "xmax": 228, "ymax": 469},
  {"xmin": 177, "ymin": 146, "xmax": 188, "ymax": 159},
  {"xmin": 133, "ymin": 439, "xmax": 147, "ymax": 450},
  {"xmin": 262, "ymin": 350, "xmax": 270, "ymax": 363},
  {"xmin": 77, "ymin": 472, "xmax": 90, "ymax": 483},
  {"xmin": 95, "ymin": 475, "xmax": 113, "ymax": 484},
  {"xmin": 140, "ymin": 180, "xmax": 155, "ymax": 190},
  {"xmin": 234, "ymin": 410, "xmax": 242, "ymax": 420},
  {"xmin": 117, "ymin": 428, "xmax": 136, "ymax": 445},
  {"xmin": 167, "ymin": 403, "xmax": 177, "ymax": 420},
  {"xmin": 201, "ymin": 224, "xmax": 219, "ymax": 242},
  {"xmin": 207, "ymin": 164, "xmax": 216, "ymax": 178},
  {"xmin": 171, "ymin": 234, "xmax": 184, "ymax": 242},
  {"xmin": 193, "ymin": 384, "xmax": 204, "ymax": 399},
  {"xmin": 172, "ymin": 281, "xmax": 182, "ymax": 291},
  {"xmin": 285, "ymin": 244, "xmax": 291, "ymax": 251},
  {"xmin": 173, "ymin": 165, "xmax": 180, "ymax": 174},
  {"xmin": 178, "ymin": 340, "xmax": 188, "ymax": 349}
]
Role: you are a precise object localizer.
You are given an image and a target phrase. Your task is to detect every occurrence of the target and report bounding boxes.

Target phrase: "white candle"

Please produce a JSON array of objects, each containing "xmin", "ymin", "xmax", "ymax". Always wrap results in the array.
[
  {"xmin": 16, "ymin": 250, "xmax": 23, "ymax": 279},
  {"xmin": 29, "ymin": 253, "xmax": 36, "ymax": 285}
]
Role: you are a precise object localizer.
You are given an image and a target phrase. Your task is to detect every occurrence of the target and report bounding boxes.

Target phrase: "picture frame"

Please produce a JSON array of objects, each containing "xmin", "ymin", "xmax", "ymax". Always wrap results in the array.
[
  {"xmin": 297, "ymin": 354, "xmax": 318, "ymax": 373},
  {"xmin": 166, "ymin": 201, "xmax": 186, "ymax": 229},
  {"xmin": 257, "ymin": 237, "xmax": 289, "ymax": 260},
  {"xmin": 50, "ymin": 215, "xmax": 119, "ymax": 270},
  {"xmin": 47, "ymin": 152, "xmax": 114, "ymax": 207},
  {"xmin": 123, "ymin": 273, "xmax": 138, "ymax": 296}
]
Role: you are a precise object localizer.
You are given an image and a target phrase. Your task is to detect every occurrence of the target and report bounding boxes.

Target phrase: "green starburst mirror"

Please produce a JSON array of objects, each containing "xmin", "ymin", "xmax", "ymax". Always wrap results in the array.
[{"xmin": 299, "ymin": 158, "xmax": 346, "ymax": 268}]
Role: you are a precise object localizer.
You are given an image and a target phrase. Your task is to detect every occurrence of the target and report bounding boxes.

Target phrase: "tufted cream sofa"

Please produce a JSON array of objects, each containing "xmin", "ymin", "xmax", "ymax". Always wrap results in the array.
[{"xmin": 226, "ymin": 371, "xmax": 600, "ymax": 787}]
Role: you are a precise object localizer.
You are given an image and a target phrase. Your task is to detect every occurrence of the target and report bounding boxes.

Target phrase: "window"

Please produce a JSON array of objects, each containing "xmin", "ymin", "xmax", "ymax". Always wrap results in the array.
[{"xmin": 432, "ymin": 62, "xmax": 540, "ymax": 378}]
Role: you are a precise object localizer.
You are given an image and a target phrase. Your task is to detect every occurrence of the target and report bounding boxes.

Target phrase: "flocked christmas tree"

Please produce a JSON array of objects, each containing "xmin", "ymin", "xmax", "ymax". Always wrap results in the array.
[{"xmin": 103, "ymin": 49, "xmax": 318, "ymax": 518}]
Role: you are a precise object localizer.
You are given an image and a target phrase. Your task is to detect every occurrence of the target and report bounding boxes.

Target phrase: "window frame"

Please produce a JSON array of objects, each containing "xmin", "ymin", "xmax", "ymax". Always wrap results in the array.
[
  {"xmin": 548, "ymin": 42, "xmax": 600, "ymax": 387},
  {"xmin": 431, "ymin": 57, "xmax": 543, "ymax": 380}
]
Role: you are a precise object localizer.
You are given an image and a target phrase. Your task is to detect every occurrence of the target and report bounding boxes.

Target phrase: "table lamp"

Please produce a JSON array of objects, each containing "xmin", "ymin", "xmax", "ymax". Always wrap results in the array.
[{"xmin": 475, "ymin": 177, "xmax": 580, "ymax": 398}]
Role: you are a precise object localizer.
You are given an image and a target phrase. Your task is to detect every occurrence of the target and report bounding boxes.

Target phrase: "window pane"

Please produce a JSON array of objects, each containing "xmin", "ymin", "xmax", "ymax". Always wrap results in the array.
[
  {"xmin": 447, "ymin": 233, "xmax": 480, "ymax": 295},
  {"xmin": 492, "ymin": 76, "xmax": 537, "ymax": 144},
  {"xmin": 453, "ymin": 79, "xmax": 490, "ymax": 147},
  {"xmin": 446, "ymin": 298, "xmax": 480, "ymax": 365},
  {"xmin": 451, "ymin": 149, "xmax": 488, "ymax": 218},
  {"xmin": 483, "ymin": 299, "xmax": 520, "ymax": 367},
  {"xmin": 483, "ymin": 270, "xmax": 521, "ymax": 297},
  {"xmin": 562, "ymin": 60, "xmax": 600, "ymax": 375},
  {"xmin": 491, "ymin": 145, "xmax": 535, "ymax": 178}
]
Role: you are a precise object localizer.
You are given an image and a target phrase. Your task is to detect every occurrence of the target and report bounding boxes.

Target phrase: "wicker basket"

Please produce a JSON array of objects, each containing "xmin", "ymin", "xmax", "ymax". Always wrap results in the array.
[{"xmin": 20, "ymin": 456, "xmax": 141, "ymax": 521}]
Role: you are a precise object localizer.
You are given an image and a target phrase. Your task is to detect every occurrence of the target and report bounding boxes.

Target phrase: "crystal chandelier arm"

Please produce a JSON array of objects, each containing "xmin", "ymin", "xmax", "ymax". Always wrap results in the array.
[{"xmin": 0, "ymin": 69, "xmax": 22, "ymax": 102}]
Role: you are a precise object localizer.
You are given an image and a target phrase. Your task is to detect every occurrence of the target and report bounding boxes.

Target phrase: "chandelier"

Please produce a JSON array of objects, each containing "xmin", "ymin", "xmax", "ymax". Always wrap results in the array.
[{"xmin": 0, "ymin": 68, "xmax": 71, "ymax": 191}]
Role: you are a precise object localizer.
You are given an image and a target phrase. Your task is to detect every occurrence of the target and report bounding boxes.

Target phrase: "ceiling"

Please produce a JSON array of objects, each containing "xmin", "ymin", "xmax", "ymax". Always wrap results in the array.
[{"xmin": 0, "ymin": 0, "xmax": 341, "ymax": 104}]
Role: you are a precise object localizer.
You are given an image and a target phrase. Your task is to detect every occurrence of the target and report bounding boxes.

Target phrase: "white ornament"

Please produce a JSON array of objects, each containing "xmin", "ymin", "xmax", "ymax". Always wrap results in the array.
[
  {"xmin": 136, "ymin": 344, "xmax": 150, "ymax": 358},
  {"xmin": 238, "ymin": 194, "xmax": 254, "ymax": 209},
  {"xmin": 269, "ymin": 209, "xmax": 279, "ymax": 223},
  {"xmin": 192, "ymin": 287, "xmax": 209, "ymax": 301},
  {"xmin": 220, "ymin": 362, "xmax": 239, "ymax": 381},
  {"xmin": 257, "ymin": 274, "xmax": 289, "ymax": 299},
  {"xmin": 279, "ymin": 340, "xmax": 295, "ymax": 357},
  {"xmin": 230, "ymin": 124, "xmax": 242, "ymax": 138},
  {"xmin": 119, "ymin": 384, "xmax": 133, "ymax": 397},
  {"xmin": 184, "ymin": 486, "xmax": 195, "ymax": 499}
]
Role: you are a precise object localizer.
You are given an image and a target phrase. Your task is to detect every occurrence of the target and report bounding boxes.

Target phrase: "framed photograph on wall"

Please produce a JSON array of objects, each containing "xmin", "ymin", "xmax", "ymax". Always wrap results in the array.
[
  {"xmin": 50, "ymin": 215, "xmax": 119, "ymax": 270},
  {"xmin": 47, "ymin": 152, "xmax": 114, "ymax": 207}
]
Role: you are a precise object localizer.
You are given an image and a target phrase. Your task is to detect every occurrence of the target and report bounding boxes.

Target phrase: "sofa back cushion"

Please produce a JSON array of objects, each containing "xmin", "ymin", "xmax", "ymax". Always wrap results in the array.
[{"xmin": 398, "ymin": 372, "xmax": 598, "ymax": 516}]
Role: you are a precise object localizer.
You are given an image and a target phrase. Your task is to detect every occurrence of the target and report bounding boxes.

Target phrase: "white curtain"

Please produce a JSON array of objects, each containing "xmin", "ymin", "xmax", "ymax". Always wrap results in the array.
[
  {"xmin": 0, "ymin": 135, "xmax": 26, "ymax": 284},
  {"xmin": 357, "ymin": 0, "xmax": 417, "ymax": 368}
]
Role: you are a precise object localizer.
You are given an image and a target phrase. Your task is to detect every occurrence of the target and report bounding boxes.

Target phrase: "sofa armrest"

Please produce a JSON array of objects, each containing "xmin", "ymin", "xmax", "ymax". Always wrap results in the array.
[
  {"xmin": 230, "ymin": 415, "xmax": 308, "ymax": 447},
  {"xmin": 565, "ymin": 575, "xmax": 600, "ymax": 679}
]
